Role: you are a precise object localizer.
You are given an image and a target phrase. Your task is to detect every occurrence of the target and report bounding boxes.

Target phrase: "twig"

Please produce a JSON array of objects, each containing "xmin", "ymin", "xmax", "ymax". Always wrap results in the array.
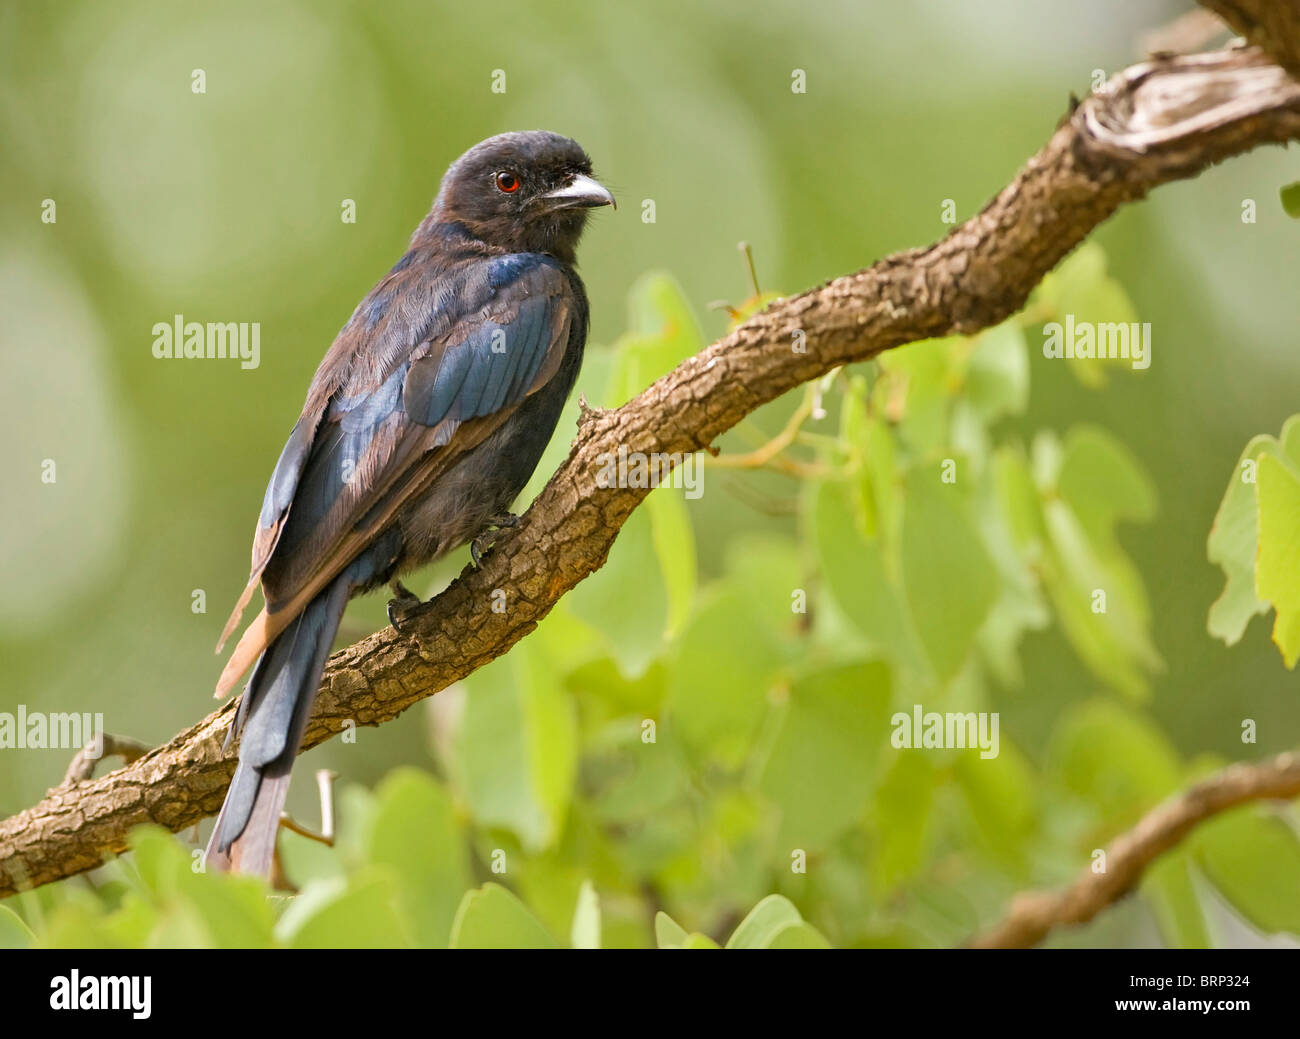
[
  {"xmin": 706, "ymin": 386, "xmax": 816, "ymax": 470},
  {"xmin": 968, "ymin": 751, "xmax": 1300, "ymax": 948},
  {"xmin": 60, "ymin": 735, "xmax": 151, "ymax": 787}
]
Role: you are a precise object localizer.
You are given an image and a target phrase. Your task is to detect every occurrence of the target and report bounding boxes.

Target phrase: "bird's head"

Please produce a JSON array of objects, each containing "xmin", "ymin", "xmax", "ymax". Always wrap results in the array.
[{"xmin": 429, "ymin": 130, "xmax": 615, "ymax": 264}]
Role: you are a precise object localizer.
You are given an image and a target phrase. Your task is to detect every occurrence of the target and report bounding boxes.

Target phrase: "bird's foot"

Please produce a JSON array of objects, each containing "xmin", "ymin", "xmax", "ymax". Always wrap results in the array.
[
  {"xmin": 386, "ymin": 580, "xmax": 423, "ymax": 633},
  {"xmin": 470, "ymin": 512, "xmax": 520, "ymax": 568}
]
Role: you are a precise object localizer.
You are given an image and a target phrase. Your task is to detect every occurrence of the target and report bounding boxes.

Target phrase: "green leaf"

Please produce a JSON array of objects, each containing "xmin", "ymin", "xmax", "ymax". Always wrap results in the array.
[
  {"xmin": 100, "ymin": 896, "xmax": 160, "ymax": 949},
  {"xmin": 949, "ymin": 398, "xmax": 992, "ymax": 478},
  {"xmin": 899, "ymin": 473, "xmax": 998, "ymax": 681},
  {"xmin": 1207, "ymin": 415, "xmax": 1300, "ymax": 650},
  {"xmin": 588, "ymin": 717, "xmax": 688, "ymax": 823},
  {"xmin": 118, "ymin": 828, "xmax": 276, "ymax": 949},
  {"xmin": 875, "ymin": 338, "xmax": 958, "ymax": 454},
  {"xmin": 1056, "ymin": 426, "xmax": 1157, "ymax": 545},
  {"xmin": 277, "ymin": 872, "xmax": 410, "ymax": 949},
  {"xmin": 849, "ymin": 403, "xmax": 902, "ymax": 544},
  {"xmin": 605, "ymin": 272, "xmax": 706, "ymax": 405},
  {"xmin": 654, "ymin": 910, "xmax": 689, "ymax": 948},
  {"xmin": 897, "ymin": 878, "xmax": 982, "ymax": 948},
  {"xmin": 1144, "ymin": 852, "xmax": 1211, "ymax": 949},
  {"xmin": 666, "ymin": 587, "xmax": 782, "ymax": 770},
  {"xmin": 964, "ymin": 320, "xmax": 1028, "ymax": 422},
  {"xmin": 278, "ymin": 827, "xmax": 345, "ymax": 889},
  {"xmin": 808, "ymin": 478, "xmax": 923, "ymax": 668},
  {"xmin": 178, "ymin": 873, "xmax": 277, "ymax": 949},
  {"xmin": 508, "ymin": 853, "xmax": 589, "ymax": 943},
  {"xmin": 365, "ymin": 769, "xmax": 470, "ymax": 947},
  {"xmin": 992, "ymin": 445, "xmax": 1046, "ymax": 553},
  {"xmin": 1050, "ymin": 428, "xmax": 1160, "ymax": 695},
  {"xmin": 647, "ymin": 485, "xmax": 697, "ymax": 639},
  {"xmin": 531, "ymin": 604, "xmax": 607, "ymax": 679},
  {"xmin": 39, "ymin": 894, "xmax": 133, "ymax": 950},
  {"xmin": 449, "ymin": 883, "xmax": 558, "ymax": 949},
  {"xmin": 330, "ymin": 784, "xmax": 377, "ymax": 871},
  {"xmin": 757, "ymin": 662, "xmax": 891, "ymax": 850},
  {"xmin": 522, "ymin": 647, "xmax": 580, "ymax": 846},
  {"xmin": 1281, "ymin": 181, "xmax": 1300, "ymax": 218},
  {"xmin": 1207, "ymin": 434, "xmax": 1280, "ymax": 643},
  {"xmin": 0, "ymin": 905, "xmax": 35, "ymax": 949},
  {"xmin": 975, "ymin": 458, "xmax": 1051, "ymax": 685},
  {"xmin": 765, "ymin": 922, "xmax": 833, "ymax": 948},
  {"xmin": 870, "ymin": 753, "xmax": 936, "ymax": 892},
  {"xmin": 128, "ymin": 826, "xmax": 189, "ymax": 899},
  {"xmin": 1280, "ymin": 414, "xmax": 1300, "ymax": 461},
  {"xmin": 1034, "ymin": 243, "xmax": 1139, "ymax": 387},
  {"xmin": 725, "ymin": 894, "xmax": 802, "ymax": 948},
  {"xmin": 455, "ymin": 657, "xmax": 540, "ymax": 843},
  {"xmin": 723, "ymin": 533, "xmax": 804, "ymax": 645},
  {"xmin": 1049, "ymin": 700, "xmax": 1180, "ymax": 824},
  {"xmin": 569, "ymin": 880, "xmax": 601, "ymax": 949},
  {"xmin": 1255, "ymin": 453, "xmax": 1300, "ymax": 667},
  {"xmin": 1192, "ymin": 807, "xmax": 1300, "ymax": 935},
  {"xmin": 568, "ymin": 505, "xmax": 670, "ymax": 677},
  {"xmin": 955, "ymin": 741, "xmax": 1037, "ymax": 865},
  {"xmin": 1040, "ymin": 497, "xmax": 1161, "ymax": 699},
  {"xmin": 455, "ymin": 639, "xmax": 577, "ymax": 851}
]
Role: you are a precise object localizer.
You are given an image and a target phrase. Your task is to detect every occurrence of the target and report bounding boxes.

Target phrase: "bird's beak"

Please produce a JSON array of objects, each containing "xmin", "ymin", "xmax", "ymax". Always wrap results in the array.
[{"xmin": 543, "ymin": 173, "xmax": 616, "ymax": 210}]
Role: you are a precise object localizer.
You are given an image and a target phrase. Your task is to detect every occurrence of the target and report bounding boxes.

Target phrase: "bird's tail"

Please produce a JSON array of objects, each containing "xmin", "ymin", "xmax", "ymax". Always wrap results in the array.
[{"xmin": 205, "ymin": 571, "xmax": 353, "ymax": 876}]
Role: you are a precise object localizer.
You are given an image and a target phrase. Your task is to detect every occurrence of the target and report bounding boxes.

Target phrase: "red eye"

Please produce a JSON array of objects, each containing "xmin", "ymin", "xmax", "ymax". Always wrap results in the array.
[{"xmin": 495, "ymin": 171, "xmax": 519, "ymax": 193}]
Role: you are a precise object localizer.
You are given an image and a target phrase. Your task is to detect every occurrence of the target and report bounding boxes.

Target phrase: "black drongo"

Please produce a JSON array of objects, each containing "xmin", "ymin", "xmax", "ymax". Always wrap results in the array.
[{"xmin": 207, "ymin": 131, "xmax": 614, "ymax": 874}]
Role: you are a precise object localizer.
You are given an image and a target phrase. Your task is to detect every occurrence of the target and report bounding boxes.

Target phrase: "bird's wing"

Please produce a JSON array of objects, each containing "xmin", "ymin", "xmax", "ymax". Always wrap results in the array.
[{"xmin": 214, "ymin": 253, "xmax": 577, "ymax": 698}]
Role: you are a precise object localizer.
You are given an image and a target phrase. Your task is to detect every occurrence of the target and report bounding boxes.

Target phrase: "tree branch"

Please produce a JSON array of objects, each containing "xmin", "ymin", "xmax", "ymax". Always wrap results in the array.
[
  {"xmin": 61, "ymin": 735, "xmax": 151, "ymax": 787},
  {"xmin": 4, "ymin": 43, "xmax": 1300, "ymax": 898},
  {"xmin": 969, "ymin": 751, "xmax": 1300, "ymax": 948}
]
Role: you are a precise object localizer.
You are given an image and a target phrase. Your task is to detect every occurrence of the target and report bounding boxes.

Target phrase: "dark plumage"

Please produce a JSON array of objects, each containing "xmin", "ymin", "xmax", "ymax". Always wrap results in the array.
[{"xmin": 207, "ymin": 131, "xmax": 614, "ymax": 874}]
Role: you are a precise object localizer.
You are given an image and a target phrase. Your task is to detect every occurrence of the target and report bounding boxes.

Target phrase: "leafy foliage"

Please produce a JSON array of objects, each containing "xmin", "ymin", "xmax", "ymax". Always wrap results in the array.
[{"xmin": 1208, "ymin": 415, "xmax": 1300, "ymax": 667}]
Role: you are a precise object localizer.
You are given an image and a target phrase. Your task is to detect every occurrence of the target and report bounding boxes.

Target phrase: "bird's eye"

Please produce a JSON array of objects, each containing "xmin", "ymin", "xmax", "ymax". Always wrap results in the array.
[{"xmin": 495, "ymin": 171, "xmax": 520, "ymax": 193}]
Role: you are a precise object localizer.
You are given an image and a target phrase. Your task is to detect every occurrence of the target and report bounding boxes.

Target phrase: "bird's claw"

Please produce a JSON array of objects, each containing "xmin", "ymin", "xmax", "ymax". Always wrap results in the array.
[
  {"xmin": 470, "ymin": 512, "xmax": 520, "ymax": 568},
  {"xmin": 387, "ymin": 580, "xmax": 422, "ymax": 633}
]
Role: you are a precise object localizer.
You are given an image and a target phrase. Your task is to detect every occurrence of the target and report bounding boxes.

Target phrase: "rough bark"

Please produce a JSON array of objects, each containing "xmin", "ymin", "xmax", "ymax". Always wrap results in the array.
[{"xmin": 4, "ymin": 41, "xmax": 1300, "ymax": 899}]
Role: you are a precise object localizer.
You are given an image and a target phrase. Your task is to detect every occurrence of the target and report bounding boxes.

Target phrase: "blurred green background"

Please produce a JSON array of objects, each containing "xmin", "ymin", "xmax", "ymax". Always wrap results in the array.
[{"xmin": 2, "ymin": 0, "xmax": 1299, "ymax": 948}]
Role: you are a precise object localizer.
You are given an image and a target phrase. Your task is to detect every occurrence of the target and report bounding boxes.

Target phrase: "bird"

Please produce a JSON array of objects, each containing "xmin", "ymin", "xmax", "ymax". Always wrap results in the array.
[{"xmin": 205, "ymin": 130, "xmax": 614, "ymax": 875}]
